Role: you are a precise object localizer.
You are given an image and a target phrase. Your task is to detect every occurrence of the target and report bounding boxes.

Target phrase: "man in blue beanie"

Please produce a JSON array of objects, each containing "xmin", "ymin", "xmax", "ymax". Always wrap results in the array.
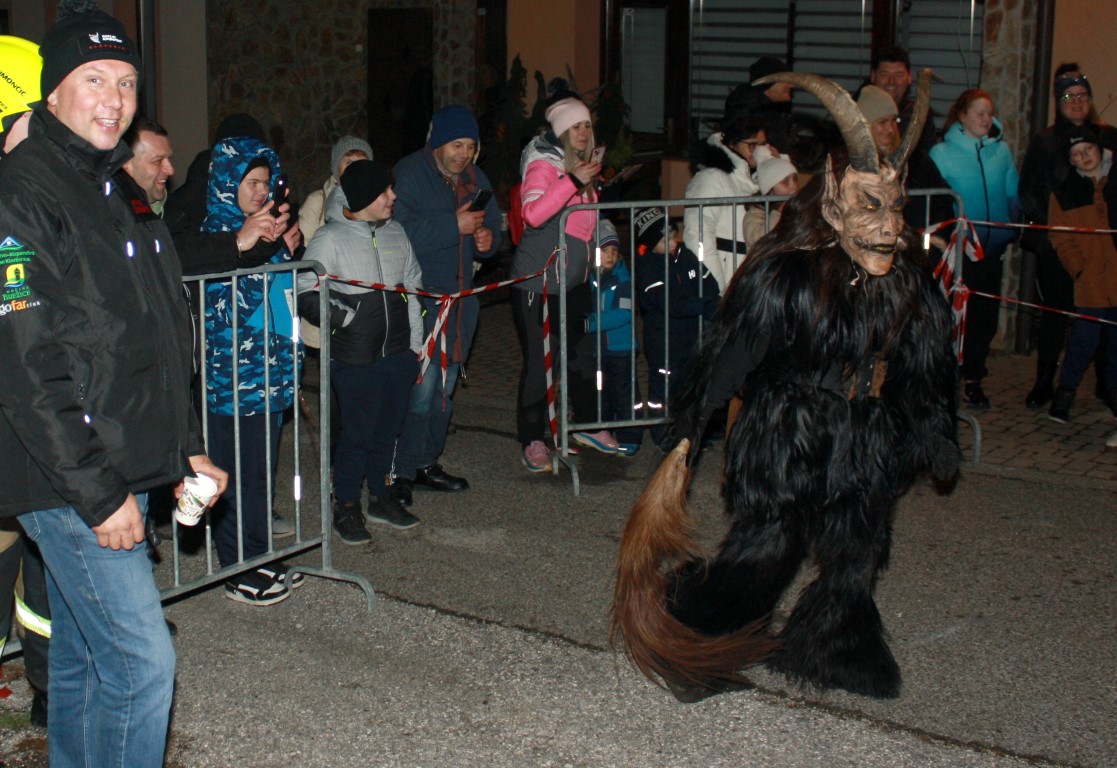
[{"xmin": 390, "ymin": 105, "xmax": 502, "ymax": 504}]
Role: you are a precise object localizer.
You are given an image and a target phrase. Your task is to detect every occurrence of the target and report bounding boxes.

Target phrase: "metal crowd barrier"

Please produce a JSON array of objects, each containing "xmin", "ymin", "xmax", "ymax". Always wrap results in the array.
[
  {"xmin": 159, "ymin": 260, "xmax": 375, "ymax": 609},
  {"xmin": 552, "ymin": 188, "xmax": 978, "ymax": 494}
]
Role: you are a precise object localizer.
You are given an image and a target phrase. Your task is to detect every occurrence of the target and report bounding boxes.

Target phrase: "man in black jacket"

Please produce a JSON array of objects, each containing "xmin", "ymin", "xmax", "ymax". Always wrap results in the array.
[{"xmin": 0, "ymin": 4, "xmax": 225, "ymax": 764}]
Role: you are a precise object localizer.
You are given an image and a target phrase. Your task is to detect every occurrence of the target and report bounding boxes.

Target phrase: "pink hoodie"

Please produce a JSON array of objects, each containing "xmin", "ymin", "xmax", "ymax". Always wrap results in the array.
[{"xmin": 520, "ymin": 151, "xmax": 597, "ymax": 242}]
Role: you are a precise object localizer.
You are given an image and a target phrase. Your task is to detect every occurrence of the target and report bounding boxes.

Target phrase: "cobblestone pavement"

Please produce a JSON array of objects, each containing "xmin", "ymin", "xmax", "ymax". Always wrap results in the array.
[{"xmin": 463, "ymin": 301, "xmax": 1117, "ymax": 490}]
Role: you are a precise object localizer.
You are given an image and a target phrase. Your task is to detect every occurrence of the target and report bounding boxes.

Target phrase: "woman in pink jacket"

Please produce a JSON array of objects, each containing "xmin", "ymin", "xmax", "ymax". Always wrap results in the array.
[{"xmin": 510, "ymin": 97, "xmax": 603, "ymax": 471}]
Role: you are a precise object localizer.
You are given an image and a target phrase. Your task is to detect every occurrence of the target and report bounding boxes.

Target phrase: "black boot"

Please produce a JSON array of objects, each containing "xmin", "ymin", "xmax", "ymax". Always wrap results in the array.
[
  {"xmin": 962, "ymin": 380, "xmax": 990, "ymax": 411},
  {"xmin": 1104, "ymin": 388, "xmax": 1117, "ymax": 418},
  {"xmin": 30, "ymin": 689, "xmax": 47, "ymax": 728},
  {"xmin": 1048, "ymin": 386, "xmax": 1075, "ymax": 424},
  {"xmin": 1025, "ymin": 362, "xmax": 1058, "ymax": 409}
]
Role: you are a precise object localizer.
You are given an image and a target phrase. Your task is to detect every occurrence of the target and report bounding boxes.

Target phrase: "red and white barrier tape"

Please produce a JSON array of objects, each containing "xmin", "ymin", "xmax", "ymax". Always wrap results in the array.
[{"xmin": 319, "ymin": 249, "xmax": 564, "ymax": 447}]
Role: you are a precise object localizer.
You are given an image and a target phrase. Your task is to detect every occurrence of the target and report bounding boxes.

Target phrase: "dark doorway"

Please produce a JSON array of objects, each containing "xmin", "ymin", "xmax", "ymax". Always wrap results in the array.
[{"xmin": 367, "ymin": 9, "xmax": 433, "ymax": 166}]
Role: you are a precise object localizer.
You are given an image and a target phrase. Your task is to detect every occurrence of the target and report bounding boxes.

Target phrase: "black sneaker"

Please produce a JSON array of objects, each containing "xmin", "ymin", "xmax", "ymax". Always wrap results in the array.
[
  {"xmin": 224, "ymin": 569, "xmax": 290, "ymax": 606},
  {"xmin": 256, "ymin": 563, "xmax": 306, "ymax": 590},
  {"xmin": 390, "ymin": 477, "xmax": 414, "ymax": 507},
  {"xmin": 962, "ymin": 380, "xmax": 990, "ymax": 411},
  {"xmin": 333, "ymin": 500, "xmax": 372, "ymax": 545},
  {"xmin": 1048, "ymin": 386, "xmax": 1075, "ymax": 424},
  {"xmin": 366, "ymin": 495, "xmax": 421, "ymax": 530}
]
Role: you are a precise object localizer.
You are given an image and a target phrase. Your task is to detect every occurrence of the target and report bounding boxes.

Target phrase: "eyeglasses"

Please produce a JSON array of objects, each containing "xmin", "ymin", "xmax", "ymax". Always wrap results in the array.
[{"xmin": 1061, "ymin": 92, "xmax": 1091, "ymax": 103}]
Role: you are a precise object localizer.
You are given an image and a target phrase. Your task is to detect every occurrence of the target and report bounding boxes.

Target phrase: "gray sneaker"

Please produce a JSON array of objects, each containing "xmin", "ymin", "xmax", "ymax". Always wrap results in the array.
[
  {"xmin": 366, "ymin": 495, "xmax": 420, "ymax": 530},
  {"xmin": 271, "ymin": 512, "xmax": 295, "ymax": 538}
]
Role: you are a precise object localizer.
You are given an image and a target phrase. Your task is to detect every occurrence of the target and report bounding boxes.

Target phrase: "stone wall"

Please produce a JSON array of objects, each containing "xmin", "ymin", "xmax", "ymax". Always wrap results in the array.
[
  {"xmin": 205, "ymin": 0, "xmax": 475, "ymax": 200},
  {"xmin": 979, "ymin": 0, "xmax": 1038, "ymax": 352}
]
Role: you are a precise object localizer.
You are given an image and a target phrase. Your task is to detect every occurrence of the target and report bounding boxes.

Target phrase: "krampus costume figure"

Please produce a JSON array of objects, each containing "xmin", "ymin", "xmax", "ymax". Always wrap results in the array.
[{"xmin": 612, "ymin": 72, "xmax": 960, "ymax": 702}]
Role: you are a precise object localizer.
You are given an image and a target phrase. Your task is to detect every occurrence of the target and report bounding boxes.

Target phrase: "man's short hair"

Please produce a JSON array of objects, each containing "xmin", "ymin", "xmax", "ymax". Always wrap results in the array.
[
  {"xmin": 871, "ymin": 45, "xmax": 911, "ymax": 72},
  {"xmin": 123, "ymin": 117, "xmax": 168, "ymax": 150}
]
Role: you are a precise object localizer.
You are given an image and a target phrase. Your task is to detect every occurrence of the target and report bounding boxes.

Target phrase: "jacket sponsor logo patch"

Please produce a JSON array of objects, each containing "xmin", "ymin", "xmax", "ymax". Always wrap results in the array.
[
  {"xmin": 0, "ymin": 236, "xmax": 35, "ymax": 302},
  {"xmin": 0, "ymin": 297, "xmax": 41, "ymax": 316}
]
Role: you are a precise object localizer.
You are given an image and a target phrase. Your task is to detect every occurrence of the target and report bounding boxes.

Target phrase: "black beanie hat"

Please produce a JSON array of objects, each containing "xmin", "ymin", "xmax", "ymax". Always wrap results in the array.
[
  {"xmin": 1054, "ymin": 70, "xmax": 1091, "ymax": 101},
  {"xmin": 749, "ymin": 56, "xmax": 787, "ymax": 84},
  {"xmin": 39, "ymin": 1, "xmax": 142, "ymax": 98},
  {"xmin": 1067, "ymin": 124, "xmax": 1100, "ymax": 152},
  {"xmin": 214, "ymin": 113, "xmax": 266, "ymax": 144},
  {"xmin": 340, "ymin": 159, "xmax": 393, "ymax": 212},
  {"xmin": 633, "ymin": 207, "xmax": 670, "ymax": 252}
]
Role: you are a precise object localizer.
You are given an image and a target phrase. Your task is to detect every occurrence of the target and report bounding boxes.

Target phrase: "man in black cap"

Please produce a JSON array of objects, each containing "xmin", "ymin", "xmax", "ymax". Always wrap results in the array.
[
  {"xmin": 0, "ymin": 2, "xmax": 226, "ymax": 764},
  {"xmin": 722, "ymin": 56, "xmax": 795, "ymax": 152},
  {"xmin": 722, "ymin": 56, "xmax": 836, "ymax": 172}
]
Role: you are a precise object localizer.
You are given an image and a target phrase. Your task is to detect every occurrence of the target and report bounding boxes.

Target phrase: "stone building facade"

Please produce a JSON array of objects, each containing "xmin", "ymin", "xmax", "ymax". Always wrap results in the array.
[
  {"xmin": 978, "ymin": 0, "xmax": 1039, "ymax": 351},
  {"xmin": 205, "ymin": 0, "xmax": 476, "ymax": 200},
  {"xmin": 205, "ymin": 0, "xmax": 1039, "ymax": 359}
]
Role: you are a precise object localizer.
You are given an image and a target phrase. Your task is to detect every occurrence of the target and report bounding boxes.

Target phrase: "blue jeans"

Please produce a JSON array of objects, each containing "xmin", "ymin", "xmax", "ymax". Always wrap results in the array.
[
  {"xmin": 18, "ymin": 497, "xmax": 174, "ymax": 768},
  {"xmin": 394, "ymin": 362, "xmax": 461, "ymax": 479}
]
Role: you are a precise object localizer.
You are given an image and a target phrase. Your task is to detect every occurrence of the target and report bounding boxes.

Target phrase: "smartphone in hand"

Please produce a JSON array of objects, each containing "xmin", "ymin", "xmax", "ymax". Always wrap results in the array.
[
  {"xmin": 468, "ymin": 189, "xmax": 493, "ymax": 212},
  {"xmin": 590, "ymin": 146, "xmax": 606, "ymax": 164},
  {"xmin": 269, "ymin": 174, "xmax": 289, "ymax": 217}
]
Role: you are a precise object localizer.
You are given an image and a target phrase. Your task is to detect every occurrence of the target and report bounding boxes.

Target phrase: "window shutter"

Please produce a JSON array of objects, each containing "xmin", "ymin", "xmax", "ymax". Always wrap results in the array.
[
  {"xmin": 901, "ymin": 0, "xmax": 986, "ymax": 124},
  {"xmin": 789, "ymin": 0, "xmax": 872, "ymax": 119},
  {"xmin": 689, "ymin": 0, "xmax": 790, "ymax": 138}
]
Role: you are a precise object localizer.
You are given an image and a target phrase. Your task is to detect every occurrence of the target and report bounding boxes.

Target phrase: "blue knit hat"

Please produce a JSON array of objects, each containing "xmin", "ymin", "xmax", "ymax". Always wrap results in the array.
[{"xmin": 429, "ymin": 105, "xmax": 479, "ymax": 148}]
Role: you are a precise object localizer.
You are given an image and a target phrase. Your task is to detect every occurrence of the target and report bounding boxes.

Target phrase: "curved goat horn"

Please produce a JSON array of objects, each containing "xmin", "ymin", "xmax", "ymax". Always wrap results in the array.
[
  {"xmin": 890, "ymin": 68, "xmax": 934, "ymax": 170},
  {"xmin": 753, "ymin": 71, "xmax": 878, "ymax": 173}
]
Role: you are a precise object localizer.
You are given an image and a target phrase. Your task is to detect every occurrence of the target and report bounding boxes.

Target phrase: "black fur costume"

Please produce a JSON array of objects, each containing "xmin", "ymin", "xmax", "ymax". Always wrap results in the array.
[
  {"xmin": 612, "ymin": 72, "xmax": 960, "ymax": 701},
  {"xmin": 672, "ymin": 175, "xmax": 957, "ymax": 698}
]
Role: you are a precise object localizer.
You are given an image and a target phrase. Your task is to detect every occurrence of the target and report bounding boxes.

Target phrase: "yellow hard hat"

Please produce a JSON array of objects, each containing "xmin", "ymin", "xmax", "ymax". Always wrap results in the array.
[{"xmin": 0, "ymin": 36, "xmax": 43, "ymax": 133}]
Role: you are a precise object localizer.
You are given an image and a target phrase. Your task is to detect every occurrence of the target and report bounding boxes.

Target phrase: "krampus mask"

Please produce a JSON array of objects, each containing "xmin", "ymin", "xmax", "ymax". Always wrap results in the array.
[{"xmin": 753, "ymin": 71, "xmax": 932, "ymax": 275}]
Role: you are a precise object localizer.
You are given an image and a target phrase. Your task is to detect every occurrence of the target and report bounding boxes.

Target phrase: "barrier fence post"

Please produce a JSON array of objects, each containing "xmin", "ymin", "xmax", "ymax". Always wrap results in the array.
[
  {"xmin": 157, "ymin": 261, "xmax": 375, "ymax": 610},
  {"xmin": 549, "ymin": 189, "xmax": 972, "ymax": 494}
]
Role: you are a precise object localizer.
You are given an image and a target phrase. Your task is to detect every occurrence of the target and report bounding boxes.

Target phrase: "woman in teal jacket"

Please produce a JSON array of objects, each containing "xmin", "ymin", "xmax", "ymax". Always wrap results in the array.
[{"xmin": 931, "ymin": 88, "xmax": 1021, "ymax": 409}]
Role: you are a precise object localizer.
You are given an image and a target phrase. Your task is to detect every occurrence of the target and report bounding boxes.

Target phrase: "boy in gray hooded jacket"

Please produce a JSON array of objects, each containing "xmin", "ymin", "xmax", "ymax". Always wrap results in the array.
[{"xmin": 298, "ymin": 160, "xmax": 424, "ymax": 542}]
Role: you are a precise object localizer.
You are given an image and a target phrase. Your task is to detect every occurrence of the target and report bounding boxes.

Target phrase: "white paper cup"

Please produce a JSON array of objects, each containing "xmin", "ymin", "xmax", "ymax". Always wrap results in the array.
[{"xmin": 175, "ymin": 473, "xmax": 219, "ymax": 526}]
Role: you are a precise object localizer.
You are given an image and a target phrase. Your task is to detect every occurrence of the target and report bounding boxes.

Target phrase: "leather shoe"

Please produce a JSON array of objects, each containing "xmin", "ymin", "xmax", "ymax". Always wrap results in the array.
[{"xmin": 414, "ymin": 463, "xmax": 468, "ymax": 492}]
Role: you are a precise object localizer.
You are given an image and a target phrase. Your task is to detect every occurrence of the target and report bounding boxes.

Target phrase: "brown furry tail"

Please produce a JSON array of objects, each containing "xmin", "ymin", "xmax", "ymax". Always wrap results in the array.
[{"xmin": 610, "ymin": 439, "xmax": 777, "ymax": 689}]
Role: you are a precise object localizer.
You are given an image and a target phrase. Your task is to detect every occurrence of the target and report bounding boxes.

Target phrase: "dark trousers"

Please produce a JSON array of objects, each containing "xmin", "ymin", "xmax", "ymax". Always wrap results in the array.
[
  {"xmin": 1032, "ymin": 238, "xmax": 1075, "ymax": 366},
  {"xmin": 331, "ymin": 353, "xmax": 419, "ymax": 502},
  {"xmin": 645, "ymin": 352, "xmax": 698, "ymax": 444},
  {"xmin": 0, "ymin": 522, "xmax": 50, "ymax": 694},
  {"xmin": 513, "ymin": 288, "xmax": 599, "ymax": 445},
  {"xmin": 208, "ymin": 411, "xmax": 283, "ymax": 569},
  {"xmin": 1058, "ymin": 308, "xmax": 1117, "ymax": 391},
  {"xmin": 961, "ymin": 254, "xmax": 1004, "ymax": 381},
  {"xmin": 601, "ymin": 354, "xmax": 643, "ymax": 443}
]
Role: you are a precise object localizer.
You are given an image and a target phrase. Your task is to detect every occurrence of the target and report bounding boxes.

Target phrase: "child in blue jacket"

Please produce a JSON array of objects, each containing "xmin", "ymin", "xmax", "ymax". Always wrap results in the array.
[{"xmin": 582, "ymin": 220, "xmax": 643, "ymax": 455}]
